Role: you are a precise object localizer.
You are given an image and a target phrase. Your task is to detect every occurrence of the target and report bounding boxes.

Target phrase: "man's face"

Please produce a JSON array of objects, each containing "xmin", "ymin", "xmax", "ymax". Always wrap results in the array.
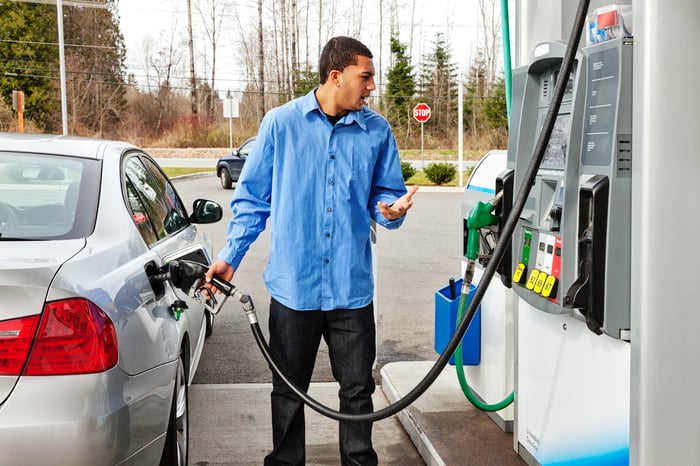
[{"xmin": 336, "ymin": 55, "xmax": 376, "ymax": 112}]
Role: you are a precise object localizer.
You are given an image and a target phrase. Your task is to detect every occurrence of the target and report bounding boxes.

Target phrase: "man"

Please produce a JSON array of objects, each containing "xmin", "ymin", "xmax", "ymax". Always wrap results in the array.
[{"xmin": 206, "ymin": 36, "xmax": 418, "ymax": 466}]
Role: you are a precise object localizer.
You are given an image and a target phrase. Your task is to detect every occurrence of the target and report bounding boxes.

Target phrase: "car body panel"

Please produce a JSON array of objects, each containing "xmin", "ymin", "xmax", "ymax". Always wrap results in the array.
[
  {"xmin": 0, "ymin": 363, "xmax": 173, "ymax": 466},
  {"xmin": 0, "ymin": 134, "xmax": 219, "ymax": 465},
  {"xmin": 0, "ymin": 240, "xmax": 85, "ymax": 404}
]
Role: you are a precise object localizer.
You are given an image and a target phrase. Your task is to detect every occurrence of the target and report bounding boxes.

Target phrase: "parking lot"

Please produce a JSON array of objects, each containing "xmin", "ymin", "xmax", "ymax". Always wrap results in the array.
[{"xmin": 172, "ymin": 173, "xmax": 466, "ymax": 465}]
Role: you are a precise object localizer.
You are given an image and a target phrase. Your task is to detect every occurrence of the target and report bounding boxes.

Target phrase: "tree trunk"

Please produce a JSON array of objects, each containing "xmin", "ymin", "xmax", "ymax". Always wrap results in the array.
[
  {"xmin": 291, "ymin": 0, "xmax": 298, "ymax": 95},
  {"xmin": 187, "ymin": 0, "xmax": 197, "ymax": 114},
  {"xmin": 258, "ymin": 0, "xmax": 265, "ymax": 119}
]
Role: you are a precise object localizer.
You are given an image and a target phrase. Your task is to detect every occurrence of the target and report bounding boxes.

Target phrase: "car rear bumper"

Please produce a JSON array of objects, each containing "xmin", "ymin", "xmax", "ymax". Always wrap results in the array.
[{"xmin": 0, "ymin": 362, "xmax": 175, "ymax": 466}]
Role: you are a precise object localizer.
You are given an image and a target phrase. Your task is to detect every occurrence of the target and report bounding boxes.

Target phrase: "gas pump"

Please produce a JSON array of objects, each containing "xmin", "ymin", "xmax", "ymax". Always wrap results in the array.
[
  {"xmin": 459, "ymin": 151, "xmax": 515, "ymax": 432},
  {"xmin": 508, "ymin": 8, "xmax": 633, "ymax": 464}
]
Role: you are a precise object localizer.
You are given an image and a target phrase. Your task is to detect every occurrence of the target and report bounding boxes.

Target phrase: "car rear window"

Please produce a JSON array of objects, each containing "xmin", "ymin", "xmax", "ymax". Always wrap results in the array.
[{"xmin": 0, "ymin": 152, "xmax": 100, "ymax": 240}]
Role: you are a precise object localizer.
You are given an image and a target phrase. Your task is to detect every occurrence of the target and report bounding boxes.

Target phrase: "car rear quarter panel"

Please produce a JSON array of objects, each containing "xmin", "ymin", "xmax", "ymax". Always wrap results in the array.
[
  {"xmin": 48, "ymin": 148, "xmax": 184, "ymax": 376},
  {"xmin": 0, "ymin": 362, "xmax": 173, "ymax": 465}
]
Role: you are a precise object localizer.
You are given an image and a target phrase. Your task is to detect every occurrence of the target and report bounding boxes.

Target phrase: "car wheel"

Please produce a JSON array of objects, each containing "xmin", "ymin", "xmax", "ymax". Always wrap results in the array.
[
  {"xmin": 160, "ymin": 352, "xmax": 188, "ymax": 466},
  {"xmin": 205, "ymin": 309, "xmax": 214, "ymax": 337},
  {"xmin": 219, "ymin": 169, "xmax": 232, "ymax": 189}
]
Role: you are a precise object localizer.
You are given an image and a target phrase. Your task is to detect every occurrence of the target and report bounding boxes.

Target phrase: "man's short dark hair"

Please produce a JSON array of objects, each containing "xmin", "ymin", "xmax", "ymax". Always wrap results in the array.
[{"xmin": 319, "ymin": 36, "xmax": 373, "ymax": 84}]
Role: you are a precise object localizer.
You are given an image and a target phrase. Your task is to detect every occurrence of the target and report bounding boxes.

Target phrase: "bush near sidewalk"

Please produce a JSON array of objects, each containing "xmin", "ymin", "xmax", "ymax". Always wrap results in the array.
[{"xmin": 423, "ymin": 162, "xmax": 457, "ymax": 185}]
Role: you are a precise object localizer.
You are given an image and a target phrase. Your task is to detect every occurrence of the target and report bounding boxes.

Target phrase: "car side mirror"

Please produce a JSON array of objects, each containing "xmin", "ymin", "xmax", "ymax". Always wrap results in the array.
[
  {"xmin": 189, "ymin": 198, "xmax": 222, "ymax": 224},
  {"xmin": 231, "ymin": 149, "xmax": 240, "ymax": 157}
]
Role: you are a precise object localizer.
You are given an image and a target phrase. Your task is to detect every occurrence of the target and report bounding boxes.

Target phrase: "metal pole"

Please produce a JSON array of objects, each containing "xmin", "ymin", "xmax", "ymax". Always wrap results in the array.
[
  {"xmin": 56, "ymin": 0, "xmax": 68, "ymax": 135},
  {"xmin": 458, "ymin": 71, "xmax": 464, "ymax": 186},
  {"xmin": 229, "ymin": 114, "xmax": 233, "ymax": 151},
  {"xmin": 421, "ymin": 121, "xmax": 425, "ymax": 169}
]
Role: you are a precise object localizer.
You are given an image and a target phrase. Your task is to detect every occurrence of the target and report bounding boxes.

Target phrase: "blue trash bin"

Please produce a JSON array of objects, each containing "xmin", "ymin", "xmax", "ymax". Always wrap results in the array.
[{"xmin": 434, "ymin": 278, "xmax": 481, "ymax": 365}]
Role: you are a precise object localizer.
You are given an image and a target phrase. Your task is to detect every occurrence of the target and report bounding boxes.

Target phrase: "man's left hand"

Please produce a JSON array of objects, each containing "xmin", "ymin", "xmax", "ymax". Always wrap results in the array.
[{"xmin": 378, "ymin": 185, "xmax": 419, "ymax": 221}]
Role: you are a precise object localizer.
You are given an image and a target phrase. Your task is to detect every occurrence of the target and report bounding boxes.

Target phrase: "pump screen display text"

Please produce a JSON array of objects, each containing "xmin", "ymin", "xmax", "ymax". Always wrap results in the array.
[{"xmin": 543, "ymin": 113, "xmax": 570, "ymax": 167}]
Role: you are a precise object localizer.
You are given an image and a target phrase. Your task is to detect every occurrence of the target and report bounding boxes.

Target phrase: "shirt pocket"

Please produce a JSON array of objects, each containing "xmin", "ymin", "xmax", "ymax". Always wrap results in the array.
[{"xmin": 349, "ymin": 147, "xmax": 376, "ymax": 206}]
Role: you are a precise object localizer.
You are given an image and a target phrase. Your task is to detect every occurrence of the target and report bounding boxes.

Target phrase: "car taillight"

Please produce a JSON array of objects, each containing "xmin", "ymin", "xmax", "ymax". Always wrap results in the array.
[
  {"xmin": 0, "ymin": 315, "xmax": 40, "ymax": 376},
  {"xmin": 24, "ymin": 298, "xmax": 118, "ymax": 376}
]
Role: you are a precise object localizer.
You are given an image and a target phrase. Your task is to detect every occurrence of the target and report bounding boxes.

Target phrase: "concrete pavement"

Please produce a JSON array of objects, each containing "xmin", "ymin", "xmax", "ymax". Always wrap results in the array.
[
  {"xmin": 189, "ymin": 381, "xmax": 424, "ymax": 465},
  {"xmin": 189, "ymin": 362, "xmax": 524, "ymax": 465},
  {"xmin": 173, "ymin": 159, "xmax": 523, "ymax": 465}
]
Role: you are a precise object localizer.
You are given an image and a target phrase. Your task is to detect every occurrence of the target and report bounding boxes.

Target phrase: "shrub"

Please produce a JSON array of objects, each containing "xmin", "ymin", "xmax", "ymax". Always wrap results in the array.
[
  {"xmin": 401, "ymin": 161, "xmax": 416, "ymax": 181},
  {"xmin": 424, "ymin": 162, "xmax": 457, "ymax": 185},
  {"xmin": 465, "ymin": 165, "xmax": 475, "ymax": 181}
]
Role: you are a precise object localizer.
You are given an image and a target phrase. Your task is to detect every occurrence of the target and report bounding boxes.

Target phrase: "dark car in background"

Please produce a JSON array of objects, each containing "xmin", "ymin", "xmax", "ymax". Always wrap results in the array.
[{"xmin": 216, "ymin": 136, "xmax": 256, "ymax": 189}]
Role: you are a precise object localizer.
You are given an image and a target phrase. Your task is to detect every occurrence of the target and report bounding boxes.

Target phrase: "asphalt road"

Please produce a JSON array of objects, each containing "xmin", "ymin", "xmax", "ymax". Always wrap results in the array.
[{"xmin": 172, "ymin": 173, "xmax": 465, "ymax": 385}]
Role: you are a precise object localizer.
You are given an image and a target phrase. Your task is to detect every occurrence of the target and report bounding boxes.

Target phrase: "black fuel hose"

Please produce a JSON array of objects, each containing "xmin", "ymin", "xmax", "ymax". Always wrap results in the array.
[{"xmin": 246, "ymin": 0, "xmax": 591, "ymax": 423}]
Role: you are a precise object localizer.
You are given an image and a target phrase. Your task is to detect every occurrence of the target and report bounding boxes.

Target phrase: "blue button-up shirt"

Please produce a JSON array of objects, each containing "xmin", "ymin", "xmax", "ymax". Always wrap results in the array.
[{"xmin": 218, "ymin": 90, "xmax": 408, "ymax": 311}]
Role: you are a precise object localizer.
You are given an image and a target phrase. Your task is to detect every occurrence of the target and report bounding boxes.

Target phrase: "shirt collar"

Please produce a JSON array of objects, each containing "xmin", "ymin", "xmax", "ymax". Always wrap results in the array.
[{"xmin": 300, "ymin": 88, "xmax": 368, "ymax": 131}]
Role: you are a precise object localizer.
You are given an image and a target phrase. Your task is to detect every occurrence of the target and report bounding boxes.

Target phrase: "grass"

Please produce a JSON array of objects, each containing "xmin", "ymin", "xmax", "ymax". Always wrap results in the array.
[
  {"xmin": 162, "ymin": 166, "xmax": 475, "ymax": 187},
  {"xmin": 162, "ymin": 167, "xmax": 214, "ymax": 178},
  {"xmin": 406, "ymin": 169, "xmax": 474, "ymax": 187},
  {"xmin": 400, "ymin": 149, "xmax": 484, "ymax": 161}
]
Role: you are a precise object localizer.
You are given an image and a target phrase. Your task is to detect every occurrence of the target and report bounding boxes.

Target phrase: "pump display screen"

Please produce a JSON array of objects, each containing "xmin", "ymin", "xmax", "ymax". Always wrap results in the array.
[
  {"xmin": 553, "ymin": 67, "xmax": 577, "ymax": 102},
  {"xmin": 542, "ymin": 113, "xmax": 570, "ymax": 167}
]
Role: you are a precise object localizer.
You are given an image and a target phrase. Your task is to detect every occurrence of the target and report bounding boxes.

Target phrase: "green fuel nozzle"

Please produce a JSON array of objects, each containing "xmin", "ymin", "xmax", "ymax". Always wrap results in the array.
[
  {"xmin": 462, "ymin": 192, "xmax": 503, "ymax": 293},
  {"xmin": 465, "ymin": 191, "xmax": 503, "ymax": 261}
]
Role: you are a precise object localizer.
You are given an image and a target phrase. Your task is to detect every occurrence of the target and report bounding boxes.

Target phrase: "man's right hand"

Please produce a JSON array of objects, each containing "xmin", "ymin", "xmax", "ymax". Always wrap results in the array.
[{"xmin": 205, "ymin": 259, "xmax": 235, "ymax": 295}]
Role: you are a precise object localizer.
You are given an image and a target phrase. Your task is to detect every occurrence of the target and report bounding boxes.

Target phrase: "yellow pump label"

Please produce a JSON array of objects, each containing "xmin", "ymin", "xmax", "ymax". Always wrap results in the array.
[
  {"xmin": 533, "ymin": 271, "xmax": 547, "ymax": 294},
  {"xmin": 542, "ymin": 275, "xmax": 558, "ymax": 298},
  {"xmin": 513, "ymin": 263, "xmax": 527, "ymax": 283},
  {"xmin": 526, "ymin": 269, "xmax": 540, "ymax": 290}
]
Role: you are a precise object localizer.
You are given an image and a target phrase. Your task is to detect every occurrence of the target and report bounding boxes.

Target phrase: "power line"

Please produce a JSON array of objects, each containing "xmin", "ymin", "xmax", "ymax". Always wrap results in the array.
[
  {"xmin": 0, "ymin": 38, "xmax": 118, "ymax": 50},
  {"xmin": 8, "ymin": 0, "xmax": 109, "ymax": 8}
]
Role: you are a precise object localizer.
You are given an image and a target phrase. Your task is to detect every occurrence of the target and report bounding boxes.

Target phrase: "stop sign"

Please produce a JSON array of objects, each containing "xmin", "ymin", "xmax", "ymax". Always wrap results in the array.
[{"xmin": 413, "ymin": 103, "xmax": 431, "ymax": 123}]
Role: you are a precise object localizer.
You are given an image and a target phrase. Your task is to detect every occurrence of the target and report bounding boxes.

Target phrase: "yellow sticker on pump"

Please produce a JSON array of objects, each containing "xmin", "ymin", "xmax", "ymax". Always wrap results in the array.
[
  {"xmin": 542, "ymin": 275, "xmax": 558, "ymax": 298},
  {"xmin": 526, "ymin": 269, "xmax": 540, "ymax": 290},
  {"xmin": 533, "ymin": 271, "xmax": 547, "ymax": 294},
  {"xmin": 513, "ymin": 263, "xmax": 526, "ymax": 283}
]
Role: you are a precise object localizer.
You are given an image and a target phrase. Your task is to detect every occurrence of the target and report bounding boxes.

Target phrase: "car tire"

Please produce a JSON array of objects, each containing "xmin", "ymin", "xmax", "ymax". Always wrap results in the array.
[
  {"xmin": 205, "ymin": 309, "xmax": 214, "ymax": 337},
  {"xmin": 160, "ymin": 352, "xmax": 188, "ymax": 466},
  {"xmin": 219, "ymin": 169, "xmax": 232, "ymax": 189}
]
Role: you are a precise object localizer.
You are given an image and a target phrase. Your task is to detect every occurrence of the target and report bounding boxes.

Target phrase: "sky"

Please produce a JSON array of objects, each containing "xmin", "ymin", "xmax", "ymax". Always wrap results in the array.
[{"xmin": 116, "ymin": 0, "xmax": 489, "ymax": 96}]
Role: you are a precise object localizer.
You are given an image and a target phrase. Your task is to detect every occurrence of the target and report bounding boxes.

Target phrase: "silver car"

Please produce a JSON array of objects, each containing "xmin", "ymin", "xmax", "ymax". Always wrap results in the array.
[{"xmin": 0, "ymin": 133, "xmax": 222, "ymax": 465}]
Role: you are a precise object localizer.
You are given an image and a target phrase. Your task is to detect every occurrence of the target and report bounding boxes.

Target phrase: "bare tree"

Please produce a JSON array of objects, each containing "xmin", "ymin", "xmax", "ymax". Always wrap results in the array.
[
  {"xmin": 317, "ymin": 0, "xmax": 322, "ymax": 63},
  {"xmin": 257, "ymin": 0, "xmax": 265, "ymax": 118},
  {"xmin": 139, "ymin": 22, "xmax": 185, "ymax": 134},
  {"xmin": 194, "ymin": 0, "xmax": 230, "ymax": 115},
  {"xmin": 187, "ymin": 0, "xmax": 197, "ymax": 114},
  {"xmin": 290, "ymin": 0, "xmax": 298, "ymax": 93},
  {"xmin": 477, "ymin": 0, "xmax": 501, "ymax": 91}
]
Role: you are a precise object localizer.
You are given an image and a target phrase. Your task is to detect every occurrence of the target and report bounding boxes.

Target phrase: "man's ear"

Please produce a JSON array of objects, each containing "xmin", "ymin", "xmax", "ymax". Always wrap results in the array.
[{"xmin": 329, "ymin": 70, "xmax": 341, "ymax": 86}]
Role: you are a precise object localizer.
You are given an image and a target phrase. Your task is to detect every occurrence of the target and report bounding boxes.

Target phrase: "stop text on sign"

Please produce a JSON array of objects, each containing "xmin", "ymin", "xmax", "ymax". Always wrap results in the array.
[{"xmin": 413, "ymin": 103, "xmax": 431, "ymax": 123}]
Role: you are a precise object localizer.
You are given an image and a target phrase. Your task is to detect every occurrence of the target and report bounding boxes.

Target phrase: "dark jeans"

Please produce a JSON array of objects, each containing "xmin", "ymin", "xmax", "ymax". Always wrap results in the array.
[{"xmin": 263, "ymin": 298, "xmax": 378, "ymax": 466}]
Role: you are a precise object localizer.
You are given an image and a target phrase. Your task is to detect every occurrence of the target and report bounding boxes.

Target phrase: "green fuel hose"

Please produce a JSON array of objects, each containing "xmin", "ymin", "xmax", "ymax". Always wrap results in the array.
[
  {"xmin": 501, "ymin": 0, "xmax": 513, "ymax": 121},
  {"xmin": 454, "ymin": 280, "xmax": 514, "ymax": 412},
  {"xmin": 457, "ymin": 194, "xmax": 514, "ymax": 412}
]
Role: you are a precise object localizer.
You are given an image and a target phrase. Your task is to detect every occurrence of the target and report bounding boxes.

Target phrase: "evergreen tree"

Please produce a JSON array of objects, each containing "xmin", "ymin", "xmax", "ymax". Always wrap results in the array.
[
  {"xmin": 63, "ymin": 1, "xmax": 126, "ymax": 136},
  {"xmin": 294, "ymin": 69, "xmax": 319, "ymax": 98},
  {"xmin": 464, "ymin": 49, "xmax": 489, "ymax": 133},
  {"xmin": 465, "ymin": 48, "xmax": 508, "ymax": 146},
  {"xmin": 0, "ymin": 2, "xmax": 59, "ymax": 130},
  {"xmin": 0, "ymin": 2, "xmax": 126, "ymax": 134},
  {"xmin": 483, "ymin": 77, "xmax": 507, "ymax": 129},
  {"xmin": 418, "ymin": 32, "xmax": 458, "ymax": 137},
  {"xmin": 385, "ymin": 37, "xmax": 416, "ymax": 132}
]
